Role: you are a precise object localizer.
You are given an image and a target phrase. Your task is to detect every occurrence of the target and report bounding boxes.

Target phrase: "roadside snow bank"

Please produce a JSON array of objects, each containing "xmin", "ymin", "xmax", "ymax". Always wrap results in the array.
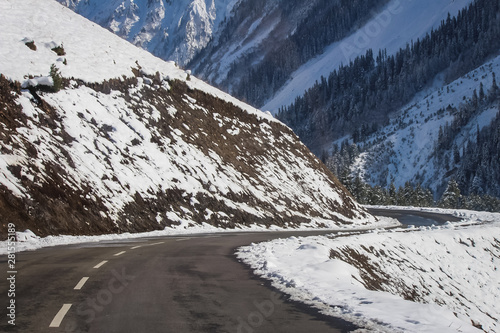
[{"xmin": 237, "ymin": 211, "xmax": 500, "ymax": 332}]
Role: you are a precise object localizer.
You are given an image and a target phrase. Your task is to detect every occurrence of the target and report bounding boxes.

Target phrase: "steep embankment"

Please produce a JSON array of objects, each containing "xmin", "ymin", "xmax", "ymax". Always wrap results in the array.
[{"xmin": 0, "ymin": 0, "xmax": 373, "ymax": 238}]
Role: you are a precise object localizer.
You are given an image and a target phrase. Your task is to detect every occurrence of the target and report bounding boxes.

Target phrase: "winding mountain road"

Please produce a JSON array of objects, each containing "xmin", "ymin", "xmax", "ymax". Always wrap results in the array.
[{"xmin": 0, "ymin": 209, "xmax": 460, "ymax": 333}]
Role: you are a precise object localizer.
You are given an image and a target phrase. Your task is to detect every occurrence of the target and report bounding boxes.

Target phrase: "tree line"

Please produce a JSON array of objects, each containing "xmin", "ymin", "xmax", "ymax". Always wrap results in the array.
[
  {"xmin": 230, "ymin": 0, "xmax": 390, "ymax": 107},
  {"xmin": 344, "ymin": 177, "xmax": 500, "ymax": 212},
  {"xmin": 454, "ymin": 109, "xmax": 500, "ymax": 198},
  {"xmin": 325, "ymin": 80, "xmax": 500, "ymax": 210}
]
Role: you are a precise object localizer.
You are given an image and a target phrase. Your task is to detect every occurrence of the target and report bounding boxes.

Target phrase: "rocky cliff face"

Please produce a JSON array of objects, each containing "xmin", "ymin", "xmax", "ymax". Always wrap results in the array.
[
  {"xmin": 56, "ymin": 0, "xmax": 237, "ymax": 66},
  {"xmin": 0, "ymin": 0, "xmax": 373, "ymax": 238}
]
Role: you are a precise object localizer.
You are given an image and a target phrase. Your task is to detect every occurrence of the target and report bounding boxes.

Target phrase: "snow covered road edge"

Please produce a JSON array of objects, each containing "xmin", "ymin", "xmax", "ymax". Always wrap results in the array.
[{"xmin": 0, "ymin": 215, "xmax": 401, "ymax": 255}]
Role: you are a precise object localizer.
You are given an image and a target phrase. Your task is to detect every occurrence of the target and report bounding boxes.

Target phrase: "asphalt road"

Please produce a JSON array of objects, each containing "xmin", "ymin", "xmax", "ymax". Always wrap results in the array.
[
  {"xmin": 366, "ymin": 207, "xmax": 462, "ymax": 226},
  {"xmin": 0, "ymin": 209, "xmax": 461, "ymax": 333}
]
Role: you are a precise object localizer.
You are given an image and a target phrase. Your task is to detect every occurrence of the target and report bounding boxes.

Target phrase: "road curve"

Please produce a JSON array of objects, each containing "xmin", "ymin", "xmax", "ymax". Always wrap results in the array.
[
  {"xmin": 0, "ymin": 210, "xmax": 461, "ymax": 333},
  {"xmin": 1, "ymin": 231, "xmax": 358, "ymax": 333},
  {"xmin": 366, "ymin": 207, "xmax": 462, "ymax": 225}
]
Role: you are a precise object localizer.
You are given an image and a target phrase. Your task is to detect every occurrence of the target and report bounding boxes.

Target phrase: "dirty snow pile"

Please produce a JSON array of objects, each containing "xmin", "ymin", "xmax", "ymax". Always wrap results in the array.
[{"xmin": 237, "ymin": 209, "xmax": 500, "ymax": 332}]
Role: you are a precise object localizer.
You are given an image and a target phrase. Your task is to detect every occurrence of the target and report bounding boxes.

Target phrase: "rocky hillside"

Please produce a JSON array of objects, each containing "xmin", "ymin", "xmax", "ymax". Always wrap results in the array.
[{"xmin": 0, "ymin": 0, "xmax": 373, "ymax": 238}]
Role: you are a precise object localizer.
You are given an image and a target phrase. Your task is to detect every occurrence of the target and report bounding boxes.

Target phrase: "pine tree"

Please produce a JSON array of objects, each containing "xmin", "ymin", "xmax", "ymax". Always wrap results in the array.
[
  {"xmin": 388, "ymin": 182, "xmax": 397, "ymax": 205},
  {"xmin": 403, "ymin": 181, "xmax": 414, "ymax": 206},
  {"xmin": 489, "ymin": 72, "xmax": 499, "ymax": 101},
  {"xmin": 472, "ymin": 89, "xmax": 479, "ymax": 108},
  {"xmin": 453, "ymin": 145, "xmax": 461, "ymax": 165},
  {"xmin": 423, "ymin": 187, "xmax": 435, "ymax": 207},
  {"xmin": 439, "ymin": 179, "xmax": 462, "ymax": 208},
  {"xmin": 479, "ymin": 82, "xmax": 485, "ymax": 101},
  {"xmin": 49, "ymin": 64, "xmax": 63, "ymax": 92},
  {"xmin": 352, "ymin": 176, "xmax": 367, "ymax": 203}
]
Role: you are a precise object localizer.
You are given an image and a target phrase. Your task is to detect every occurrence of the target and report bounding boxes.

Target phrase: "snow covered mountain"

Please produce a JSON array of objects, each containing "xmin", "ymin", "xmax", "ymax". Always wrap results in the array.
[
  {"xmin": 0, "ymin": 0, "xmax": 374, "ymax": 238},
  {"xmin": 55, "ymin": 0, "xmax": 476, "ymax": 113},
  {"xmin": 193, "ymin": 0, "xmax": 474, "ymax": 111},
  {"xmin": 190, "ymin": 0, "xmax": 312, "ymax": 87},
  {"xmin": 271, "ymin": 0, "xmax": 500, "ymax": 200},
  {"xmin": 345, "ymin": 56, "xmax": 500, "ymax": 197},
  {"xmin": 56, "ymin": 0, "xmax": 237, "ymax": 66},
  {"xmin": 262, "ymin": 0, "xmax": 475, "ymax": 112}
]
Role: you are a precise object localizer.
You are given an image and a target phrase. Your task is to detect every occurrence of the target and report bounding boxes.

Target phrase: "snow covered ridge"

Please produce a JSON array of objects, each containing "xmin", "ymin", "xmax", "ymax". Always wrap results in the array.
[
  {"xmin": 0, "ymin": 0, "xmax": 274, "ymax": 122},
  {"xmin": 0, "ymin": 0, "xmax": 375, "ymax": 238},
  {"xmin": 237, "ymin": 210, "xmax": 500, "ymax": 333}
]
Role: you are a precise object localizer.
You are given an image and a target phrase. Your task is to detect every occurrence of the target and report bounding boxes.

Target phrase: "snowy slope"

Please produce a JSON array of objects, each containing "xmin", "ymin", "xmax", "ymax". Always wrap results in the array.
[
  {"xmin": 263, "ymin": 0, "xmax": 474, "ymax": 113},
  {"xmin": 56, "ymin": 0, "xmax": 238, "ymax": 66},
  {"xmin": 0, "ymin": 0, "xmax": 375, "ymax": 237},
  {"xmin": 191, "ymin": 0, "xmax": 314, "ymax": 87},
  {"xmin": 238, "ymin": 209, "xmax": 500, "ymax": 332},
  {"xmin": 191, "ymin": 0, "xmax": 281, "ymax": 85},
  {"xmin": 1, "ymin": 0, "xmax": 273, "ymax": 118},
  {"xmin": 350, "ymin": 55, "xmax": 500, "ymax": 194}
]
